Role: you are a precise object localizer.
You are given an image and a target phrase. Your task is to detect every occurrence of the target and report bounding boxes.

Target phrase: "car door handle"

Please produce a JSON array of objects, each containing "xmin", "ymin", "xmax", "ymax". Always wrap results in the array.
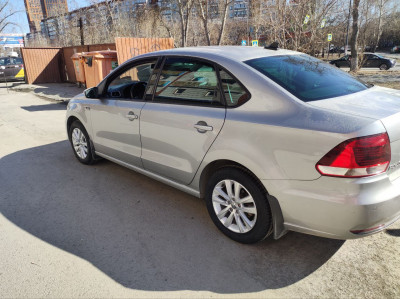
[
  {"xmin": 126, "ymin": 111, "xmax": 138, "ymax": 121},
  {"xmin": 194, "ymin": 121, "xmax": 213, "ymax": 133}
]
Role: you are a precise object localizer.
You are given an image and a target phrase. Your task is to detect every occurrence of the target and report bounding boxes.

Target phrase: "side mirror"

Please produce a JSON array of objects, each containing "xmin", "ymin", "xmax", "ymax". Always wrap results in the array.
[{"xmin": 84, "ymin": 87, "xmax": 98, "ymax": 98}]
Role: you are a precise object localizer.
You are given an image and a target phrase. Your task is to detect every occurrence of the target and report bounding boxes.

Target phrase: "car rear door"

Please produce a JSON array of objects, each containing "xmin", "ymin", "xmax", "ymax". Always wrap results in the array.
[{"xmin": 139, "ymin": 57, "xmax": 226, "ymax": 185}]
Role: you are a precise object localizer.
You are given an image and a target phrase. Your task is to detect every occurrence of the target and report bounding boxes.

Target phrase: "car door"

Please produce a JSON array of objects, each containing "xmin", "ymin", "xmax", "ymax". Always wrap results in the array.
[
  {"xmin": 89, "ymin": 58, "xmax": 159, "ymax": 167},
  {"xmin": 140, "ymin": 57, "xmax": 226, "ymax": 185},
  {"xmin": 3, "ymin": 58, "xmax": 17, "ymax": 79},
  {"xmin": 364, "ymin": 54, "xmax": 375, "ymax": 68},
  {"xmin": 5, "ymin": 57, "xmax": 21, "ymax": 79}
]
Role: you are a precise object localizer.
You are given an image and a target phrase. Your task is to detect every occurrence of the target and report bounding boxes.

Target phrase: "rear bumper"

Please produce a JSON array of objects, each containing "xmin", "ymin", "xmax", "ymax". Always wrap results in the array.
[{"xmin": 263, "ymin": 172, "xmax": 400, "ymax": 239}]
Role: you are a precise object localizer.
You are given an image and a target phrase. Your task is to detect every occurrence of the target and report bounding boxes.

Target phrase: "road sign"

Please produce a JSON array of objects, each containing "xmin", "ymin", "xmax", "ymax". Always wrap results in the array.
[
  {"xmin": 252, "ymin": 40, "xmax": 258, "ymax": 47},
  {"xmin": 321, "ymin": 19, "xmax": 326, "ymax": 28},
  {"xmin": 304, "ymin": 15, "xmax": 310, "ymax": 24},
  {"xmin": 241, "ymin": 40, "xmax": 247, "ymax": 46},
  {"xmin": 327, "ymin": 34, "xmax": 332, "ymax": 41}
]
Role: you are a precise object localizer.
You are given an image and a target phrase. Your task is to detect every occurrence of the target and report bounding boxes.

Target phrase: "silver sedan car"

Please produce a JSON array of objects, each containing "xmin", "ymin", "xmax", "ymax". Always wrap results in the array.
[{"xmin": 66, "ymin": 46, "xmax": 400, "ymax": 243}]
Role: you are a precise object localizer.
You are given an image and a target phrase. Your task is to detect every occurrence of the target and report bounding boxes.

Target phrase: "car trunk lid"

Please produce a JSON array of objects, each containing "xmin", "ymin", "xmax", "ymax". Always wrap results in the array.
[{"xmin": 310, "ymin": 86, "xmax": 400, "ymax": 181}]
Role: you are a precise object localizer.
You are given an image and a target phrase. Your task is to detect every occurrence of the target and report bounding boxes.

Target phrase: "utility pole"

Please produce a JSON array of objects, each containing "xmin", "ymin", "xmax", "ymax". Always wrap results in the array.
[{"xmin": 344, "ymin": 0, "xmax": 352, "ymax": 55}]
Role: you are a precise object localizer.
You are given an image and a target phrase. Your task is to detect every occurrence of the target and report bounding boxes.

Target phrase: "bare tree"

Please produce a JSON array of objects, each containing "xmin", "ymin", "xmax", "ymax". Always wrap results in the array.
[
  {"xmin": 196, "ymin": 0, "xmax": 211, "ymax": 45},
  {"xmin": 0, "ymin": 0, "xmax": 22, "ymax": 33},
  {"xmin": 350, "ymin": 0, "xmax": 360, "ymax": 71},
  {"xmin": 175, "ymin": 0, "xmax": 195, "ymax": 47}
]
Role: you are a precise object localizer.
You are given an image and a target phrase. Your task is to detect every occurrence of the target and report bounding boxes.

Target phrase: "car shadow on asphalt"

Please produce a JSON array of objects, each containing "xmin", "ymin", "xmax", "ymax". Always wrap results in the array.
[
  {"xmin": 0, "ymin": 141, "xmax": 344, "ymax": 293},
  {"xmin": 21, "ymin": 102, "xmax": 68, "ymax": 112}
]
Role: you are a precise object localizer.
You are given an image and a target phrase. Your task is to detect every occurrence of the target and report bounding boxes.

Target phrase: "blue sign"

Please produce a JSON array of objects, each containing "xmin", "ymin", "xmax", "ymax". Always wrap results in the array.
[
  {"xmin": 241, "ymin": 40, "xmax": 247, "ymax": 46},
  {"xmin": 0, "ymin": 35, "xmax": 24, "ymax": 48},
  {"xmin": 252, "ymin": 40, "xmax": 259, "ymax": 47}
]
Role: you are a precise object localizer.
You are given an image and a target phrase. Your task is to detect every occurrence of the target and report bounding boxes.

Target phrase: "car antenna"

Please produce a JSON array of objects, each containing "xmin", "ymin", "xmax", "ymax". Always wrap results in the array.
[{"xmin": 265, "ymin": 42, "xmax": 279, "ymax": 50}]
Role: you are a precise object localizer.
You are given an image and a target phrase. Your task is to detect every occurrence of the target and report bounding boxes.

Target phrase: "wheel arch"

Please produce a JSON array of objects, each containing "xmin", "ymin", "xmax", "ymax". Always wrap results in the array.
[
  {"xmin": 66, "ymin": 116, "xmax": 80, "ymax": 137},
  {"xmin": 198, "ymin": 159, "xmax": 286, "ymax": 239}
]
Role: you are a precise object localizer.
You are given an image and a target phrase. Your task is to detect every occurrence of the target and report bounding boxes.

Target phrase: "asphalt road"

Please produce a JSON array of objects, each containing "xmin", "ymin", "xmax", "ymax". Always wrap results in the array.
[{"xmin": 1, "ymin": 83, "xmax": 400, "ymax": 298}]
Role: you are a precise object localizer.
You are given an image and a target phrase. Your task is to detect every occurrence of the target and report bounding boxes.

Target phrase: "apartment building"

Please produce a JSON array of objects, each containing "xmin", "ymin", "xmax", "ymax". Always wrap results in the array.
[{"xmin": 24, "ymin": 0, "xmax": 68, "ymax": 33}]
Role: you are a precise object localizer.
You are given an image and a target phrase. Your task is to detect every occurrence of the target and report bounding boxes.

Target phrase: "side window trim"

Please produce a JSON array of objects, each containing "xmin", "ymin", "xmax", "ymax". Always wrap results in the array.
[
  {"xmin": 152, "ymin": 55, "xmax": 224, "ymax": 108},
  {"xmin": 144, "ymin": 56, "xmax": 165, "ymax": 102},
  {"xmin": 101, "ymin": 57, "xmax": 160, "ymax": 99},
  {"xmin": 217, "ymin": 67, "xmax": 251, "ymax": 108}
]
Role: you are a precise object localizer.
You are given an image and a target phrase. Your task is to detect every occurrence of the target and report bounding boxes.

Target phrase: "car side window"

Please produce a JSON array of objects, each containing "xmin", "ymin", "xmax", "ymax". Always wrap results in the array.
[
  {"xmin": 154, "ymin": 57, "xmax": 222, "ymax": 106},
  {"xmin": 219, "ymin": 69, "xmax": 250, "ymax": 107},
  {"xmin": 107, "ymin": 60, "xmax": 157, "ymax": 100}
]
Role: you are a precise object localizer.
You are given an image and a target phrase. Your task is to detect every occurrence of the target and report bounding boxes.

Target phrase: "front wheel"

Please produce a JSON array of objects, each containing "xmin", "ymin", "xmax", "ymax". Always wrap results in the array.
[
  {"xmin": 205, "ymin": 167, "xmax": 272, "ymax": 244},
  {"xmin": 379, "ymin": 64, "xmax": 389, "ymax": 70},
  {"xmin": 69, "ymin": 121, "xmax": 95, "ymax": 165}
]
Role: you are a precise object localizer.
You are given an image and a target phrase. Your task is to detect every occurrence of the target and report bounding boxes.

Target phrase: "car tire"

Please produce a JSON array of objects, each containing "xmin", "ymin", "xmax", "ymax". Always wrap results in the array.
[
  {"xmin": 205, "ymin": 167, "xmax": 272, "ymax": 244},
  {"xmin": 379, "ymin": 64, "xmax": 389, "ymax": 70},
  {"xmin": 68, "ymin": 120, "xmax": 95, "ymax": 165}
]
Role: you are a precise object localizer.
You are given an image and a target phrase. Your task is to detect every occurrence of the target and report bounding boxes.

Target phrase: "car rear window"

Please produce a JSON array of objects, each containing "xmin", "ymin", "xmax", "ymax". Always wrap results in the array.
[{"xmin": 245, "ymin": 54, "xmax": 369, "ymax": 102}]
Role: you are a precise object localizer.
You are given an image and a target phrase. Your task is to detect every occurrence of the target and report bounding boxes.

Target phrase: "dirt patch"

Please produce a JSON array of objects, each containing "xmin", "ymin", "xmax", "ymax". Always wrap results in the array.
[{"xmin": 373, "ymin": 82, "xmax": 400, "ymax": 90}]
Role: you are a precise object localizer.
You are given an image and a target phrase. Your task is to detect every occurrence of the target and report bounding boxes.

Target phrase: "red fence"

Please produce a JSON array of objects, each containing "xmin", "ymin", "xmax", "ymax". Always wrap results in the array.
[
  {"xmin": 21, "ymin": 48, "xmax": 63, "ymax": 84},
  {"xmin": 21, "ymin": 39, "xmax": 173, "ymax": 84},
  {"xmin": 115, "ymin": 37, "xmax": 174, "ymax": 64}
]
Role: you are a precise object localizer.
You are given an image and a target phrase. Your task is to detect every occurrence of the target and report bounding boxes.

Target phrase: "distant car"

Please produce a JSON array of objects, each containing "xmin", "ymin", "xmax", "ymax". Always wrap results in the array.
[
  {"xmin": 391, "ymin": 46, "xmax": 400, "ymax": 54},
  {"xmin": 0, "ymin": 56, "xmax": 24, "ymax": 81},
  {"xmin": 330, "ymin": 53, "xmax": 396, "ymax": 70},
  {"xmin": 67, "ymin": 46, "xmax": 400, "ymax": 244}
]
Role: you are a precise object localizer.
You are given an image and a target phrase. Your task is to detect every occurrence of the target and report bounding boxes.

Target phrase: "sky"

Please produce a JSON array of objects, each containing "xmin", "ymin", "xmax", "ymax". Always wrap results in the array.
[{"xmin": 3, "ymin": 0, "xmax": 92, "ymax": 34}]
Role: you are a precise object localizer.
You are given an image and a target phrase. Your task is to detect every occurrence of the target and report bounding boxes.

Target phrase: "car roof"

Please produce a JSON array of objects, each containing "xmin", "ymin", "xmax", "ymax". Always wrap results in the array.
[{"xmin": 141, "ymin": 46, "xmax": 300, "ymax": 62}]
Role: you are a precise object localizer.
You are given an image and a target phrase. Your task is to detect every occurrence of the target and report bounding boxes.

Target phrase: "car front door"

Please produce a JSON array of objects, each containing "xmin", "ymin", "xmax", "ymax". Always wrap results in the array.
[
  {"xmin": 139, "ymin": 57, "xmax": 226, "ymax": 185},
  {"xmin": 365, "ymin": 54, "xmax": 381, "ymax": 68},
  {"xmin": 89, "ymin": 58, "xmax": 159, "ymax": 167}
]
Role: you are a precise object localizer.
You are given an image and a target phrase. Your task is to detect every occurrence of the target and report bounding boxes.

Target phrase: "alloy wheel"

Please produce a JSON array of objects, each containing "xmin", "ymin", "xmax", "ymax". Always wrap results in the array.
[
  {"xmin": 212, "ymin": 179, "xmax": 257, "ymax": 233},
  {"xmin": 71, "ymin": 128, "xmax": 88, "ymax": 159}
]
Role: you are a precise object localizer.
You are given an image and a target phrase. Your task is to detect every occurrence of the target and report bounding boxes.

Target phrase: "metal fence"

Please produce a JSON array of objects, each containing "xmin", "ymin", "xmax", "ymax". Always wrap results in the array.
[
  {"xmin": 115, "ymin": 37, "xmax": 174, "ymax": 64},
  {"xmin": 21, "ymin": 38, "xmax": 173, "ymax": 85},
  {"xmin": 21, "ymin": 48, "xmax": 63, "ymax": 84}
]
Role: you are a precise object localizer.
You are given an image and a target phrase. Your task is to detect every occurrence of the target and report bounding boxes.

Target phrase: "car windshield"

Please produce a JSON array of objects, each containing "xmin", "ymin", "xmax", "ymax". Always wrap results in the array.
[{"xmin": 245, "ymin": 54, "xmax": 369, "ymax": 102}]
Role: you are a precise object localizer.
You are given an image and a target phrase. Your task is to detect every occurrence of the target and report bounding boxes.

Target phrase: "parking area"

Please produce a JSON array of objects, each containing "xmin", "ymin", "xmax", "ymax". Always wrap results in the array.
[{"xmin": 0, "ymin": 83, "xmax": 400, "ymax": 298}]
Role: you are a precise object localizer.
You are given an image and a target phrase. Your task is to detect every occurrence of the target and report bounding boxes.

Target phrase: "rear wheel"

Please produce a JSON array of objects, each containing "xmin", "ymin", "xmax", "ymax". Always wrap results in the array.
[
  {"xmin": 379, "ymin": 64, "xmax": 389, "ymax": 70},
  {"xmin": 205, "ymin": 167, "xmax": 272, "ymax": 244},
  {"xmin": 69, "ymin": 121, "xmax": 95, "ymax": 165}
]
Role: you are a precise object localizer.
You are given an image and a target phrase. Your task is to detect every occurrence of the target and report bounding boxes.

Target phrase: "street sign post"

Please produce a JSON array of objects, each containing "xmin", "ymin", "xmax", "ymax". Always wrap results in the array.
[
  {"xmin": 241, "ymin": 40, "xmax": 247, "ymax": 46},
  {"xmin": 327, "ymin": 34, "xmax": 332, "ymax": 41},
  {"xmin": 304, "ymin": 15, "xmax": 310, "ymax": 24},
  {"xmin": 252, "ymin": 40, "xmax": 258, "ymax": 47}
]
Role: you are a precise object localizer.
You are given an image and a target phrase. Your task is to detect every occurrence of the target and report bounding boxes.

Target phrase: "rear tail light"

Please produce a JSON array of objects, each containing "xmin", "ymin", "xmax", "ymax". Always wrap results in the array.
[{"xmin": 316, "ymin": 133, "xmax": 391, "ymax": 178}]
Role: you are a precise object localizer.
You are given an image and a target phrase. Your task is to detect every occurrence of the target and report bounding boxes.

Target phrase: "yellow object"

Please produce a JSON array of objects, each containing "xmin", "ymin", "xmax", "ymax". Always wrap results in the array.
[
  {"xmin": 71, "ymin": 53, "xmax": 86, "ymax": 85},
  {"xmin": 252, "ymin": 40, "xmax": 259, "ymax": 47},
  {"xmin": 15, "ymin": 68, "xmax": 24, "ymax": 78}
]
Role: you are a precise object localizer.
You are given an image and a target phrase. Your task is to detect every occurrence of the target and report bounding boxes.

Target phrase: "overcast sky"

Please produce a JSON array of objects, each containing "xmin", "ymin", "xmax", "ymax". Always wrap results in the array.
[{"xmin": 4, "ymin": 0, "xmax": 92, "ymax": 34}]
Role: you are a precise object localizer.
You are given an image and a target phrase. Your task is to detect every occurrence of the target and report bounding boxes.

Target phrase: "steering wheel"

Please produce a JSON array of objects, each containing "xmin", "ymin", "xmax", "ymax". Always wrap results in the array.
[{"xmin": 130, "ymin": 82, "xmax": 147, "ymax": 99}]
